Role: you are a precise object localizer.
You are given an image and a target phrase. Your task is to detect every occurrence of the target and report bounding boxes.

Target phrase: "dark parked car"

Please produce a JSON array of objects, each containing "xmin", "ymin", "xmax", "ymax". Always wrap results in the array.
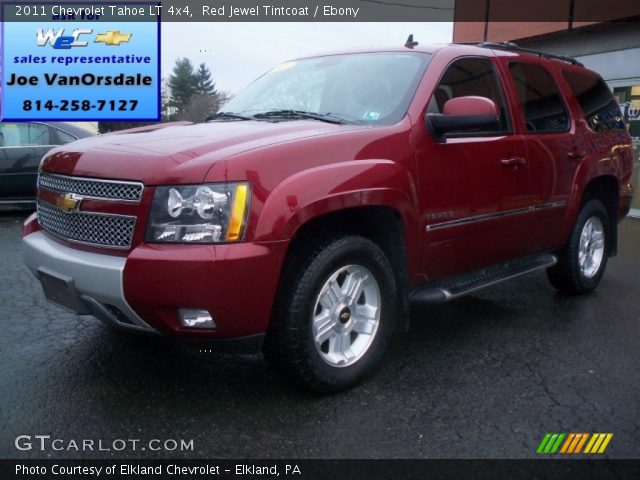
[{"xmin": 0, "ymin": 122, "xmax": 94, "ymax": 205}]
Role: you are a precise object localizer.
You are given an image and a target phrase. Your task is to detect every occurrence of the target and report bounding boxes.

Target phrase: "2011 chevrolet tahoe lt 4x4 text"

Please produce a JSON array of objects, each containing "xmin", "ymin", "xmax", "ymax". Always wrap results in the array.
[{"xmin": 22, "ymin": 43, "xmax": 634, "ymax": 392}]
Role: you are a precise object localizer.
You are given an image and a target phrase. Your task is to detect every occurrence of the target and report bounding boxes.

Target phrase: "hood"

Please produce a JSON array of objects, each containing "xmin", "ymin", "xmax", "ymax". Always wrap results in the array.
[{"xmin": 41, "ymin": 121, "xmax": 364, "ymax": 185}]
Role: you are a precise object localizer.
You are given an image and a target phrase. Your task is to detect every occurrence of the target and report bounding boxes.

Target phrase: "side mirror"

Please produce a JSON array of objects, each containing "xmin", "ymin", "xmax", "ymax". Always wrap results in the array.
[{"xmin": 426, "ymin": 96, "xmax": 500, "ymax": 142}]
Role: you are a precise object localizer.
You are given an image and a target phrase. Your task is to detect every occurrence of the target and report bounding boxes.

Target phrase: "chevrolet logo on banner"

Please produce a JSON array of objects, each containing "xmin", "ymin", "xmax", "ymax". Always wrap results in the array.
[
  {"xmin": 94, "ymin": 31, "xmax": 132, "ymax": 46},
  {"xmin": 56, "ymin": 193, "xmax": 83, "ymax": 213}
]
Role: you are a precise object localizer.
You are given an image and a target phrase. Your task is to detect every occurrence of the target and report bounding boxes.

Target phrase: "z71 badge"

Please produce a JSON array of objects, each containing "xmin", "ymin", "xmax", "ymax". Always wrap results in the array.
[{"xmin": 426, "ymin": 211, "xmax": 454, "ymax": 222}]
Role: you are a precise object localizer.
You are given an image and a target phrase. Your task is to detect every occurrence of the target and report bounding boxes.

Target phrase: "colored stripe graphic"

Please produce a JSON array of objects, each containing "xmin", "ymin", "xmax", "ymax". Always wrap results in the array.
[
  {"xmin": 584, "ymin": 433, "xmax": 613, "ymax": 454},
  {"xmin": 574, "ymin": 433, "xmax": 589, "ymax": 454},
  {"xmin": 566, "ymin": 433, "xmax": 583, "ymax": 453},
  {"xmin": 537, "ymin": 433, "xmax": 565, "ymax": 454},
  {"xmin": 584, "ymin": 434, "xmax": 599, "ymax": 453},
  {"xmin": 537, "ymin": 433, "xmax": 552, "ymax": 454},
  {"xmin": 538, "ymin": 433, "xmax": 613, "ymax": 454},
  {"xmin": 549, "ymin": 433, "xmax": 565, "ymax": 453},
  {"xmin": 559, "ymin": 433, "xmax": 575, "ymax": 454},
  {"xmin": 597, "ymin": 434, "xmax": 614, "ymax": 453}
]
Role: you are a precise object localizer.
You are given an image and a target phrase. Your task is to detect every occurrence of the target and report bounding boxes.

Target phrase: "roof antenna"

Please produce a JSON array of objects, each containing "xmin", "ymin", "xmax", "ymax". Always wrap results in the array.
[{"xmin": 405, "ymin": 34, "xmax": 418, "ymax": 49}]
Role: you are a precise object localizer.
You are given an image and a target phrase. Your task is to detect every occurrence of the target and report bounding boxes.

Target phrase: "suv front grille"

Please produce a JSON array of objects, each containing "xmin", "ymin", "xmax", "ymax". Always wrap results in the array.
[
  {"xmin": 37, "ymin": 200, "xmax": 136, "ymax": 249},
  {"xmin": 38, "ymin": 172, "xmax": 143, "ymax": 202}
]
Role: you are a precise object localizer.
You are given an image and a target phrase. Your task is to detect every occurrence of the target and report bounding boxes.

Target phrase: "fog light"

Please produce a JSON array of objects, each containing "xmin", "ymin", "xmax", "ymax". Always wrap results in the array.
[{"xmin": 179, "ymin": 309, "xmax": 216, "ymax": 329}]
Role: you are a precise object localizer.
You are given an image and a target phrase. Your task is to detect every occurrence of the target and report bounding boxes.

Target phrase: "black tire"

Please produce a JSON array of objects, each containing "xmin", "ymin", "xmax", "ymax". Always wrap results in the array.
[
  {"xmin": 547, "ymin": 199, "xmax": 610, "ymax": 294},
  {"xmin": 264, "ymin": 234, "xmax": 396, "ymax": 393}
]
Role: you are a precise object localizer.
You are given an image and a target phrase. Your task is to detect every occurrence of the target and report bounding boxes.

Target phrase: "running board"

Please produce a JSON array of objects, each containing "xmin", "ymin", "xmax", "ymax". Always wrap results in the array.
[{"xmin": 410, "ymin": 253, "xmax": 557, "ymax": 304}]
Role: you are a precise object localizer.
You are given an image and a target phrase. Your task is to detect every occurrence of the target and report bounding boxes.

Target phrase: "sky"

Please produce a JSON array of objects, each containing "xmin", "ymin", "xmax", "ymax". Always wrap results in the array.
[{"xmin": 161, "ymin": 23, "xmax": 453, "ymax": 94}]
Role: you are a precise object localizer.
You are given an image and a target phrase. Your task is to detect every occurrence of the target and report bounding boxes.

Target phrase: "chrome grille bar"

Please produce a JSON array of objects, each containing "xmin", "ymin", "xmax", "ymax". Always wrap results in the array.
[
  {"xmin": 37, "ymin": 200, "xmax": 136, "ymax": 249},
  {"xmin": 38, "ymin": 172, "xmax": 143, "ymax": 202}
]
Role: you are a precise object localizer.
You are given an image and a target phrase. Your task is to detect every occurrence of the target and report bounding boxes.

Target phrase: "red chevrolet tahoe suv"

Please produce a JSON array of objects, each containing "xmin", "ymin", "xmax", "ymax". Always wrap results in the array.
[{"xmin": 22, "ymin": 43, "xmax": 634, "ymax": 392}]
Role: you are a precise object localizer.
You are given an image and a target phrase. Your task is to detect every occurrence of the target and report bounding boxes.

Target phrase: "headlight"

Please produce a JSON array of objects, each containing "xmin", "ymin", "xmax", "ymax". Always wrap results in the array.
[{"xmin": 146, "ymin": 182, "xmax": 250, "ymax": 243}]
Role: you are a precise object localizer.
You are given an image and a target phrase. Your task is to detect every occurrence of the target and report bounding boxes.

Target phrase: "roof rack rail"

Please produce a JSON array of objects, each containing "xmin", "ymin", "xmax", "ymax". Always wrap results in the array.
[{"xmin": 477, "ymin": 41, "xmax": 584, "ymax": 67}]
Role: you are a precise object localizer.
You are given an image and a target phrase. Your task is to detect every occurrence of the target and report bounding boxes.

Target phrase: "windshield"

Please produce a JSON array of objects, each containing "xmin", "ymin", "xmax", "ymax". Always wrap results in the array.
[{"xmin": 222, "ymin": 52, "xmax": 431, "ymax": 125}]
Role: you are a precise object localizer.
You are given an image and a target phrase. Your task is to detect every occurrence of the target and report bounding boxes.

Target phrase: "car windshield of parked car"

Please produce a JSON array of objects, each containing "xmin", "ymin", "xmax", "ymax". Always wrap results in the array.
[{"xmin": 222, "ymin": 52, "xmax": 431, "ymax": 125}]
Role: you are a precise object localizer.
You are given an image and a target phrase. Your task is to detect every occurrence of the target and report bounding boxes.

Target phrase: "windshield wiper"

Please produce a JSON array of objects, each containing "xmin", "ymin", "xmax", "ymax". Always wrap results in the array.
[
  {"xmin": 251, "ymin": 110, "xmax": 353, "ymax": 125},
  {"xmin": 206, "ymin": 112, "xmax": 253, "ymax": 121}
]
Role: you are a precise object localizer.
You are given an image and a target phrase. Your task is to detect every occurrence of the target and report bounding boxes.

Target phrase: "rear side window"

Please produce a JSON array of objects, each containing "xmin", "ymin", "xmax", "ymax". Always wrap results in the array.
[
  {"xmin": 428, "ymin": 57, "xmax": 510, "ymax": 134},
  {"xmin": 28, "ymin": 123, "xmax": 51, "ymax": 145},
  {"xmin": 51, "ymin": 128, "xmax": 78, "ymax": 145},
  {"xmin": 508, "ymin": 63, "xmax": 569, "ymax": 133},
  {"xmin": 0, "ymin": 122, "xmax": 51, "ymax": 146},
  {"xmin": 561, "ymin": 70, "xmax": 625, "ymax": 132}
]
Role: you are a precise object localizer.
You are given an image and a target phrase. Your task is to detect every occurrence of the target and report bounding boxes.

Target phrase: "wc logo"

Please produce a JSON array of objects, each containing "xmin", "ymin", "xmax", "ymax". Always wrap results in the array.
[{"xmin": 36, "ymin": 29, "xmax": 132, "ymax": 49}]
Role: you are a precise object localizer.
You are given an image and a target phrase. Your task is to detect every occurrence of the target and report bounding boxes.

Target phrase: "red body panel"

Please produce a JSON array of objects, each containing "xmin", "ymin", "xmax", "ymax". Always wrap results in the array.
[
  {"xmin": 123, "ymin": 241, "xmax": 288, "ymax": 337},
  {"xmin": 24, "ymin": 44, "xmax": 633, "ymax": 339}
]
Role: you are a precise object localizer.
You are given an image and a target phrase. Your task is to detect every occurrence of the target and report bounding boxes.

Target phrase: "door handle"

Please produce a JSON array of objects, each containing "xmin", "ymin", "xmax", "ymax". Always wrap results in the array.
[
  {"xmin": 500, "ymin": 157, "xmax": 527, "ymax": 167},
  {"xmin": 567, "ymin": 151, "xmax": 585, "ymax": 161}
]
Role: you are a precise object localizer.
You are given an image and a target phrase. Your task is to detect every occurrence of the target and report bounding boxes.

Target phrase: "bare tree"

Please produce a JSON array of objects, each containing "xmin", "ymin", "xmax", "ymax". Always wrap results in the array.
[{"xmin": 175, "ymin": 95, "xmax": 218, "ymax": 123}]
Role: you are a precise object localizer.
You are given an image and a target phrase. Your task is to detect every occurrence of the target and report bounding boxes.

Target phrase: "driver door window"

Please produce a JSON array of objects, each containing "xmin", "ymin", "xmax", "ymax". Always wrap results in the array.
[{"xmin": 428, "ymin": 57, "xmax": 511, "ymax": 135}]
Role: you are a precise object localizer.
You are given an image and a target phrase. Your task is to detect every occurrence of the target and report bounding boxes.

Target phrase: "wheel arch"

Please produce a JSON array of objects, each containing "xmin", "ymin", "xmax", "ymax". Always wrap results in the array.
[
  {"xmin": 278, "ymin": 205, "xmax": 412, "ymax": 333},
  {"xmin": 567, "ymin": 175, "xmax": 620, "ymax": 256},
  {"xmin": 252, "ymin": 159, "xmax": 419, "ymax": 240},
  {"xmin": 583, "ymin": 176, "xmax": 619, "ymax": 256}
]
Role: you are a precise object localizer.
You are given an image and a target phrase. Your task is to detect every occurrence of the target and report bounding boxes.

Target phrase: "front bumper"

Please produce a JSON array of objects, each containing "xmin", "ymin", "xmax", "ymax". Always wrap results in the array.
[
  {"xmin": 23, "ymin": 229, "xmax": 289, "ymax": 350},
  {"xmin": 23, "ymin": 231, "xmax": 156, "ymax": 334}
]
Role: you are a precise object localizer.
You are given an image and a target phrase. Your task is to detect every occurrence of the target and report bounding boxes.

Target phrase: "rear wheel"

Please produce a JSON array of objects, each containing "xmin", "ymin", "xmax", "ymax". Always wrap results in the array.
[
  {"xmin": 547, "ymin": 199, "xmax": 609, "ymax": 294},
  {"xmin": 264, "ymin": 234, "xmax": 396, "ymax": 393}
]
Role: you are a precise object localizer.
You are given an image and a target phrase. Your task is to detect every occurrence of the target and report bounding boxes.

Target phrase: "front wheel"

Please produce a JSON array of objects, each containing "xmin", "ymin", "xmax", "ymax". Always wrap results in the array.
[
  {"xmin": 264, "ymin": 234, "xmax": 396, "ymax": 393},
  {"xmin": 547, "ymin": 199, "xmax": 610, "ymax": 294}
]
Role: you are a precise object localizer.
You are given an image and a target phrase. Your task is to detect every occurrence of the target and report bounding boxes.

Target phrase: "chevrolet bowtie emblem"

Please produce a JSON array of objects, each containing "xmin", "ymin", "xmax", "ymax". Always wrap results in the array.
[
  {"xmin": 56, "ymin": 193, "xmax": 83, "ymax": 213},
  {"xmin": 94, "ymin": 31, "xmax": 132, "ymax": 46}
]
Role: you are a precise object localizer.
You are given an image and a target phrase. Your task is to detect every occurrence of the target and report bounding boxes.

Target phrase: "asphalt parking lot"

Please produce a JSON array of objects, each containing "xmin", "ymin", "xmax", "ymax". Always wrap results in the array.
[{"xmin": 1, "ymin": 211, "xmax": 639, "ymax": 459}]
